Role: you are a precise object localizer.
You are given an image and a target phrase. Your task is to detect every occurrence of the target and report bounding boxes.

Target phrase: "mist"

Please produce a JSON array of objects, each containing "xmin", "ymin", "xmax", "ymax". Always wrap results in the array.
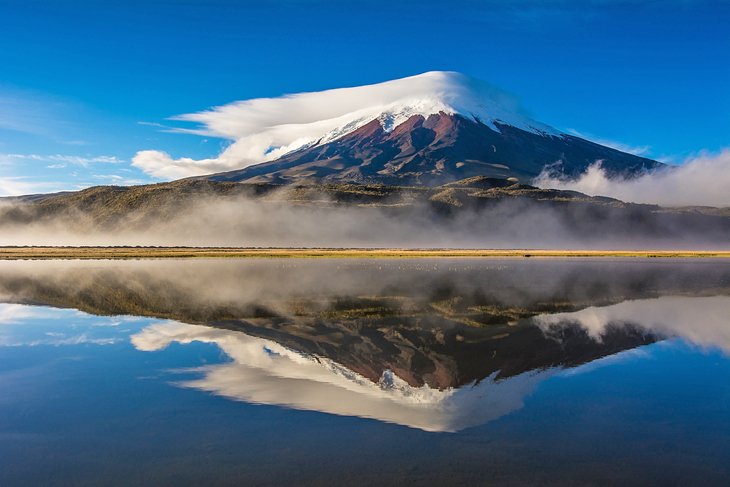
[
  {"xmin": 534, "ymin": 150, "xmax": 730, "ymax": 207},
  {"xmin": 1, "ymin": 187, "xmax": 730, "ymax": 248},
  {"xmin": 3, "ymin": 258, "xmax": 730, "ymax": 333}
]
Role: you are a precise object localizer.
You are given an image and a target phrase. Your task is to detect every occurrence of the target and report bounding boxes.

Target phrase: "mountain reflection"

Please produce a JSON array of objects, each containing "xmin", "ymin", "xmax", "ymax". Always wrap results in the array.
[
  {"xmin": 534, "ymin": 295, "xmax": 730, "ymax": 354},
  {"xmin": 1, "ymin": 259, "xmax": 729, "ymax": 431},
  {"xmin": 132, "ymin": 321, "xmax": 554, "ymax": 432}
]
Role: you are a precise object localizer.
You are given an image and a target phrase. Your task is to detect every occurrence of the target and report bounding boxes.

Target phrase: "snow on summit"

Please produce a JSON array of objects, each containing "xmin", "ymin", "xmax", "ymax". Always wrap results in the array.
[
  {"xmin": 312, "ymin": 71, "xmax": 561, "ymax": 143},
  {"xmin": 133, "ymin": 71, "xmax": 562, "ymax": 179}
]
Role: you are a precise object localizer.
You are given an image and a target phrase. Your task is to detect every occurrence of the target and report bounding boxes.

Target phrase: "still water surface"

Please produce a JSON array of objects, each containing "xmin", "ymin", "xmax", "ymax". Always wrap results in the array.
[{"xmin": 0, "ymin": 259, "xmax": 729, "ymax": 486}]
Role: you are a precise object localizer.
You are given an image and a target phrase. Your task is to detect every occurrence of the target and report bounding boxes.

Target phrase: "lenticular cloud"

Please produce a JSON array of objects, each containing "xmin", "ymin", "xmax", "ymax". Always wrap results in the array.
[
  {"xmin": 132, "ymin": 71, "xmax": 556, "ymax": 179},
  {"xmin": 534, "ymin": 150, "xmax": 730, "ymax": 208}
]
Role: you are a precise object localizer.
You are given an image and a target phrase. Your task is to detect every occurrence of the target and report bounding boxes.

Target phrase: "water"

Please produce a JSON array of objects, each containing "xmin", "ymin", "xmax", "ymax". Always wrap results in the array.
[{"xmin": 1, "ymin": 258, "xmax": 729, "ymax": 486}]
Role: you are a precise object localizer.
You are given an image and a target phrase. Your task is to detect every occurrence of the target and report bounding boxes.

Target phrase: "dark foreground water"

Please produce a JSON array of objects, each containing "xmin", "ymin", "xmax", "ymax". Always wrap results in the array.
[{"xmin": 0, "ymin": 258, "xmax": 729, "ymax": 486}]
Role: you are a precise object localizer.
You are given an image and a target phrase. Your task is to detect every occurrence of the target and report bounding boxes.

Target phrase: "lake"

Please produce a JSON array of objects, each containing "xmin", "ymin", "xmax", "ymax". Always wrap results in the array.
[{"xmin": 1, "ymin": 258, "xmax": 729, "ymax": 486}]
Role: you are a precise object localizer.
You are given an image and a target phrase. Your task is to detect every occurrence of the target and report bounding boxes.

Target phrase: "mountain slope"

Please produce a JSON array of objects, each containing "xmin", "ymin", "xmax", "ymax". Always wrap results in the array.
[
  {"xmin": 136, "ymin": 70, "xmax": 669, "ymax": 185},
  {"xmin": 206, "ymin": 112, "xmax": 662, "ymax": 186}
]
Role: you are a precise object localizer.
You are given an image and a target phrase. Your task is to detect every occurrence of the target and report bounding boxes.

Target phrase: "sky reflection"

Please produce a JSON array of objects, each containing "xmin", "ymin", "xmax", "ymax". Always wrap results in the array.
[{"xmin": 1, "ymin": 260, "xmax": 730, "ymax": 485}]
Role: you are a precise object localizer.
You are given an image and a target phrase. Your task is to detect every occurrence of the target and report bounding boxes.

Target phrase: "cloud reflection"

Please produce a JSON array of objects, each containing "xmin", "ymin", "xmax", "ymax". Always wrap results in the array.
[
  {"xmin": 130, "ymin": 294, "xmax": 730, "ymax": 431},
  {"xmin": 0, "ymin": 303, "xmax": 57, "ymax": 325},
  {"xmin": 533, "ymin": 296, "xmax": 730, "ymax": 355},
  {"xmin": 132, "ymin": 321, "xmax": 552, "ymax": 432}
]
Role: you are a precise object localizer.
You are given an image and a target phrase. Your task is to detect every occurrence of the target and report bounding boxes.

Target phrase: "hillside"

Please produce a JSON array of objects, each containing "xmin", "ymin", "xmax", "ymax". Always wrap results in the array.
[{"xmin": 1, "ymin": 176, "xmax": 729, "ymax": 248}]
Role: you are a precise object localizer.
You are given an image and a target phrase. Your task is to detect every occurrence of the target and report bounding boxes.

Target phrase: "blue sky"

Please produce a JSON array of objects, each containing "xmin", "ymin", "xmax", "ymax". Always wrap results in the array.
[{"xmin": 1, "ymin": 0, "xmax": 728, "ymax": 195}]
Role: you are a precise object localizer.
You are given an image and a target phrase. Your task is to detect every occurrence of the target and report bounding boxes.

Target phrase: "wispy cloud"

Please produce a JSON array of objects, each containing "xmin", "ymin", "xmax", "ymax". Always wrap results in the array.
[
  {"xmin": 0, "ymin": 87, "xmax": 79, "ymax": 140},
  {"xmin": 0, "ymin": 303, "xmax": 138, "ymax": 347},
  {"xmin": 0, "ymin": 334, "xmax": 121, "ymax": 347},
  {"xmin": 1, "ymin": 153, "xmax": 124, "ymax": 168},
  {"xmin": 0, "ymin": 153, "xmax": 130, "ymax": 195},
  {"xmin": 0, "ymin": 94, "xmax": 55, "ymax": 136},
  {"xmin": 90, "ymin": 174, "xmax": 148, "ymax": 185}
]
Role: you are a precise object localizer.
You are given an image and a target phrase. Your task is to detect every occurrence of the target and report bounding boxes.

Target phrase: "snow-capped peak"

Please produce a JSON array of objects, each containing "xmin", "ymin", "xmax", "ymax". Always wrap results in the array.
[
  {"xmin": 136, "ymin": 72, "xmax": 562, "ymax": 179},
  {"xmin": 282, "ymin": 71, "xmax": 563, "ymax": 146},
  {"xmin": 344, "ymin": 71, "xmax": 560, "ymax": 137}
]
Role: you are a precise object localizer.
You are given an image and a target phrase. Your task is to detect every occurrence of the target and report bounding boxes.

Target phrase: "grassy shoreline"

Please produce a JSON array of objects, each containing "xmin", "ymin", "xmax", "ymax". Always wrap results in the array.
[{"xmin": 1, "ymin": 247, "xmax": 730, "ymax": 259}]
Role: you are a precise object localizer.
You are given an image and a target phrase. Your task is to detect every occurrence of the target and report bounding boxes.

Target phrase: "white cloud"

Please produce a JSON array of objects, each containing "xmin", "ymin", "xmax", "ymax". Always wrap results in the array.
[
  {"xmin": 1, "ymin": 334, "xmax": 121, "ymax": 347},
  {"xmin": 534, "ymin": 149, "xmax": 730, "ymax": 207},
  {"xmin": 133, "ymin": 71, "xmax": 557, "ymax": 179},
  {"xmin": 90, "ymin": 174, "xmax": 148, "ymax": 185},
  {"xmin": 131, "ymin": 150, "xmax": 237, "ymax": 180},
  {"xmin": 0, "ymin": 153, "xmax": 123, "ymax": 168}
]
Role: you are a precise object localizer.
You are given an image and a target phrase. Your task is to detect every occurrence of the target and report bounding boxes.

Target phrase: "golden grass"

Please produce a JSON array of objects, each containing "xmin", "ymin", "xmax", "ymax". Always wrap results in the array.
[{"xmin": 1, "ymin": 247, "xmax": 730, "ymax": 259}]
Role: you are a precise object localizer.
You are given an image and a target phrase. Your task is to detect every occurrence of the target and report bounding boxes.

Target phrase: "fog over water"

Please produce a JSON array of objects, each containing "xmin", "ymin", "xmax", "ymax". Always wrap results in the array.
[{"xmin": 3, "ymin": 258, "xmax": 730, "ymax": 315}]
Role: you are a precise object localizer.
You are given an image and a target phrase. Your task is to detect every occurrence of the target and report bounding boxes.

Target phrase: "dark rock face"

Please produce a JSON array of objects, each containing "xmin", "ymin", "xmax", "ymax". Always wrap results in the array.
[{"xmin": 206, "ymin": 113, "xmax": 663, "ymax": 186}]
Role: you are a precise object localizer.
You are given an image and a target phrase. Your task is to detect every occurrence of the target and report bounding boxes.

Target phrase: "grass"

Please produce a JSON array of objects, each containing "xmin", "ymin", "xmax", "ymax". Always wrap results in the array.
[{"xmin": 1, "ymin": 247, "xmax": 730, "ymax": 259}]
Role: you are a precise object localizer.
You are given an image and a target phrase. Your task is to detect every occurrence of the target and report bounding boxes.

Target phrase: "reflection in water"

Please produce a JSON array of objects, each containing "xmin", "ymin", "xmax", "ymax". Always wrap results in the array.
[
  {"xmin": 132, "ymin": 321, "xmax": 553, "ymax": 432},
  {"xmin": 0, "ymin": 302, "xmax": 130, "ymax": 347},
  {"xmin": 1, "ymin": 258, "xmax": 730, "ymax": 432},
  {"xmin": 129, "ymin": 294, "xmax": 730, "ymax": 431},
  {"xmin": 534, "ymin": 295, "xmax": 730, "ymax": 354}
]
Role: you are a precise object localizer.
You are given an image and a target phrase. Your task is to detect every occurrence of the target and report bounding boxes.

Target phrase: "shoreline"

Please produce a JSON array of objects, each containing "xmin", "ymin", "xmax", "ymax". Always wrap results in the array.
[{"xmin": 1, "ymin": 247, "xmax": 730, "ymax": 259}]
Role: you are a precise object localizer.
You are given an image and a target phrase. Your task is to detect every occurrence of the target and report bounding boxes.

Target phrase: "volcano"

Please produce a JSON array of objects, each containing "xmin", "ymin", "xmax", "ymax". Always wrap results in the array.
[{"xmin": 187, "ymin": 72, "xmax": 663, "ymax": 186}]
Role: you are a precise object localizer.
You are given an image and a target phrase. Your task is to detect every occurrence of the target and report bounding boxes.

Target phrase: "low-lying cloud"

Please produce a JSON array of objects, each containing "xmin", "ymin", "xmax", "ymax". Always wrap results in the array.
[
  {"xmin": 2, "ymin": 189, "xmax": 730, "ymax": 248},
  {"xmin": 535, "ymin": 149, "xmax": 730, "ymax": 207}
]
